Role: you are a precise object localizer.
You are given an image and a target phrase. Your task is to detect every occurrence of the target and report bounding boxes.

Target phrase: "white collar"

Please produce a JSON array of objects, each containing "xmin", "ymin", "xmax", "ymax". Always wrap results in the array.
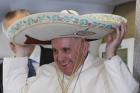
[
  {"xmin": 82, "ymin": 54, "xmax": 96, "ymax": 71},
  {"xmin": 76, "ymin": 54, "xmax": 99, "ymax": 75},
  {"xmin": 29, "ymin": 45, "xmax": 41, "ymax": 63}
]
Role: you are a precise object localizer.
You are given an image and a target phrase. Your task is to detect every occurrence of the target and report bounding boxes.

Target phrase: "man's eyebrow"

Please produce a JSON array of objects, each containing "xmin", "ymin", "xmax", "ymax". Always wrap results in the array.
[
  {"xmin": 63, "ymin": 47, "xmax": 70, "ymax": 50},
  {"xmin": 61, "ymin": 47, "xmax": 71, "ymax": 52}
]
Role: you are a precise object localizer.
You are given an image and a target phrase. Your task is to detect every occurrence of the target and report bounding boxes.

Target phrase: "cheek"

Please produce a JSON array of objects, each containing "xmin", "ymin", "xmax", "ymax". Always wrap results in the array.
[
  {"xmin": 71, "ymin": 52, "xmax": 78, "ymax": 60},
  {"xmin": 53, "ymin": 55, "xmax": 57, "ymax": 61},
  {"xmin": 68, "ymin": 53, "xmax": 75, "ymax": 61}
]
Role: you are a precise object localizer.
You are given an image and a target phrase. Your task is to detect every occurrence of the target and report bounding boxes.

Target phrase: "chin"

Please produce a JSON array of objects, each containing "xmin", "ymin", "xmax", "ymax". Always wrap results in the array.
[
  {"xmin": 64, "ymin": 72, "xmax": 72, "ymax": 76},
  {"xmin": 62, "ymin": 70, "xmax": 73, "ymax": 76}
]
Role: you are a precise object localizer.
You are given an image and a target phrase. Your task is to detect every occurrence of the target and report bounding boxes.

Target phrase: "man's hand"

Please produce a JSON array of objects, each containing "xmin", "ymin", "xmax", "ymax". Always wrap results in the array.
[
  {"xmin": 106, "ymin": 23, "xmax": 127, "ymax": 59},
  {"xmin": 9, "ymin": 42, "xmax": 35, "ymax": 57}
]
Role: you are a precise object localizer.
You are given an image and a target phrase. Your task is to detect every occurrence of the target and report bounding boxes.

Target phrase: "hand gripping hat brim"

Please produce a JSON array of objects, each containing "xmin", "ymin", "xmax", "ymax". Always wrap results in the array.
[{"xmin": 6, "ymin": 12, "xmax": 127, "ymax": 45}]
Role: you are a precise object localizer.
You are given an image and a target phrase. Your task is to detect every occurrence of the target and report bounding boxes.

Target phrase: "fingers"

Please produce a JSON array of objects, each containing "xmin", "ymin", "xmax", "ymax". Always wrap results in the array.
[
  {"xmin": 113, "ymin": 22, "xmax": 127, "ymax": 42},
  {"xmin": 120, "ymin": 23, "xmax": 127, "ymax": 39},
  {"xmin": 115, "ymin": 26, "xmax": 121, "ymax": 41}
]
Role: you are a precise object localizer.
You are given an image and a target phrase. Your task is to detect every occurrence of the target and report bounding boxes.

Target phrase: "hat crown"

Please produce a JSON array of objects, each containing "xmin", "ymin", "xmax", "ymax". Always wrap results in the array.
[{"xmin": 60, "ymin": 10, "xmax": 79, "ymax": 15}]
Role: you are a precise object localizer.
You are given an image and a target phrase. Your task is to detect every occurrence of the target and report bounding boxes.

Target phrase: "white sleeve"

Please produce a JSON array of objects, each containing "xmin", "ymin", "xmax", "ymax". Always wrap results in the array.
[
  {"xmin": 104, "ymin": 56, "xmax": 139, "ymax": 93},
  {"xmin": 3, "ymin": 57, "xmax": 29, "ymax": 93}
]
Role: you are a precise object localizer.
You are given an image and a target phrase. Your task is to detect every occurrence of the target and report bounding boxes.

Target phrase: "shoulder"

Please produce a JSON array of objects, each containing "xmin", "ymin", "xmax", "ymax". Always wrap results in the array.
[{"xmin": 87, "ymin": 54, "xmax": 105, "ymax": 67}]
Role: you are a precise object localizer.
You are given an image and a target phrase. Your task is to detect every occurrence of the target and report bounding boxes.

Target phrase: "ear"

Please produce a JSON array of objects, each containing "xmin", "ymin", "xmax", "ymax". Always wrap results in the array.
[
  {"xmin": 9, "ymin": 42, "xmax": 16, "ymax": 54},
  {"xmin": 83, "ymin": 41, "xmax": 89, "ymax": 57}
]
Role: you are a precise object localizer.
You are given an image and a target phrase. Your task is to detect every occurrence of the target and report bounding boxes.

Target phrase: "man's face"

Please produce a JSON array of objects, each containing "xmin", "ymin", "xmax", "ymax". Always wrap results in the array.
[{"xmin": 52, "ymin": 37, "xmax": 89, "ymax": 76}]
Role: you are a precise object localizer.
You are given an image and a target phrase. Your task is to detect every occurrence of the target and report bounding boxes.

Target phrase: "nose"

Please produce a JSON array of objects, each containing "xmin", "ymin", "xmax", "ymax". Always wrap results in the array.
[{"xmin": 56, "ymin": 51, "xmax": 65, "ymax": 62}]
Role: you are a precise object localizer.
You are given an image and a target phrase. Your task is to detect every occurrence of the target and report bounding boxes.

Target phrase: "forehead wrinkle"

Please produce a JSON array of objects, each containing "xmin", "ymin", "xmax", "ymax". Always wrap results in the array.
[{"xmin": 51, "ymin": 37, "xmax": 84, "ymax": 49}]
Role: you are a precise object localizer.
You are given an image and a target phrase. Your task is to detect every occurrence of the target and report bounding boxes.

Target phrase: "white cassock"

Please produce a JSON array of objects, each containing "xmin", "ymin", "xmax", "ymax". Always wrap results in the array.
[{"xmin": 3, "ymin": 54, "xmax": 139, "ymax": 93}]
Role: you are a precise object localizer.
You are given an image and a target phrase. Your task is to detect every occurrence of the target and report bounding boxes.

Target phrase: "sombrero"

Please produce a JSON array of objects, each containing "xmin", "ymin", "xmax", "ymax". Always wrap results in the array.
[{"xmin": 5, "ymin": 12, "xmax": 127, "ymax": 45}]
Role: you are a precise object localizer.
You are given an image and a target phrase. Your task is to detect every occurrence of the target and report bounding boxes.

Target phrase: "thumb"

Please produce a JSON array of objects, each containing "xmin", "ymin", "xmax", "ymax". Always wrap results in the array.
[{"xmin": 9, "ymin": 42, "xmax": 16, "ymax": 54}]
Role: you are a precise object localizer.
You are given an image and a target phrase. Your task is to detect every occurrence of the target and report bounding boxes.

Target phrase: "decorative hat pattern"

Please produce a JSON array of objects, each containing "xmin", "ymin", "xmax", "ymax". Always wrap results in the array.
[{"xmin": 6, "ymin": 12, "xmax": 127, "ymax": 45}]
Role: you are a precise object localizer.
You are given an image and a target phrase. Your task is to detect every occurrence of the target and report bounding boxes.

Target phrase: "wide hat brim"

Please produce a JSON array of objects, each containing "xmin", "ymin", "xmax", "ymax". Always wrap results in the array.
[{"xmin": 6, "ymin": 12, "xmax": 127, "ymax": 45}]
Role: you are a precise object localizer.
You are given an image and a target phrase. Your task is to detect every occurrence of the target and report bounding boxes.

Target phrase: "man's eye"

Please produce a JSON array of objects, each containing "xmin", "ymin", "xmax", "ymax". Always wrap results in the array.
[
  {"xmin": 63, "ymin": 48, "xmax": 70, "ymax": 53},
  {"xmin": 53, "ymin": 49, "xmax": 57, "ymax": 53}
]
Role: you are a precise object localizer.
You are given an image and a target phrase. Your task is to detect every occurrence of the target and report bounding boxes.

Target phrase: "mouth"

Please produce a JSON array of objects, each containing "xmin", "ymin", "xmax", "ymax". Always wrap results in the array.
[{"xmin": 61, "ymin": 62, "xmax": 71, "ymax": 69}]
